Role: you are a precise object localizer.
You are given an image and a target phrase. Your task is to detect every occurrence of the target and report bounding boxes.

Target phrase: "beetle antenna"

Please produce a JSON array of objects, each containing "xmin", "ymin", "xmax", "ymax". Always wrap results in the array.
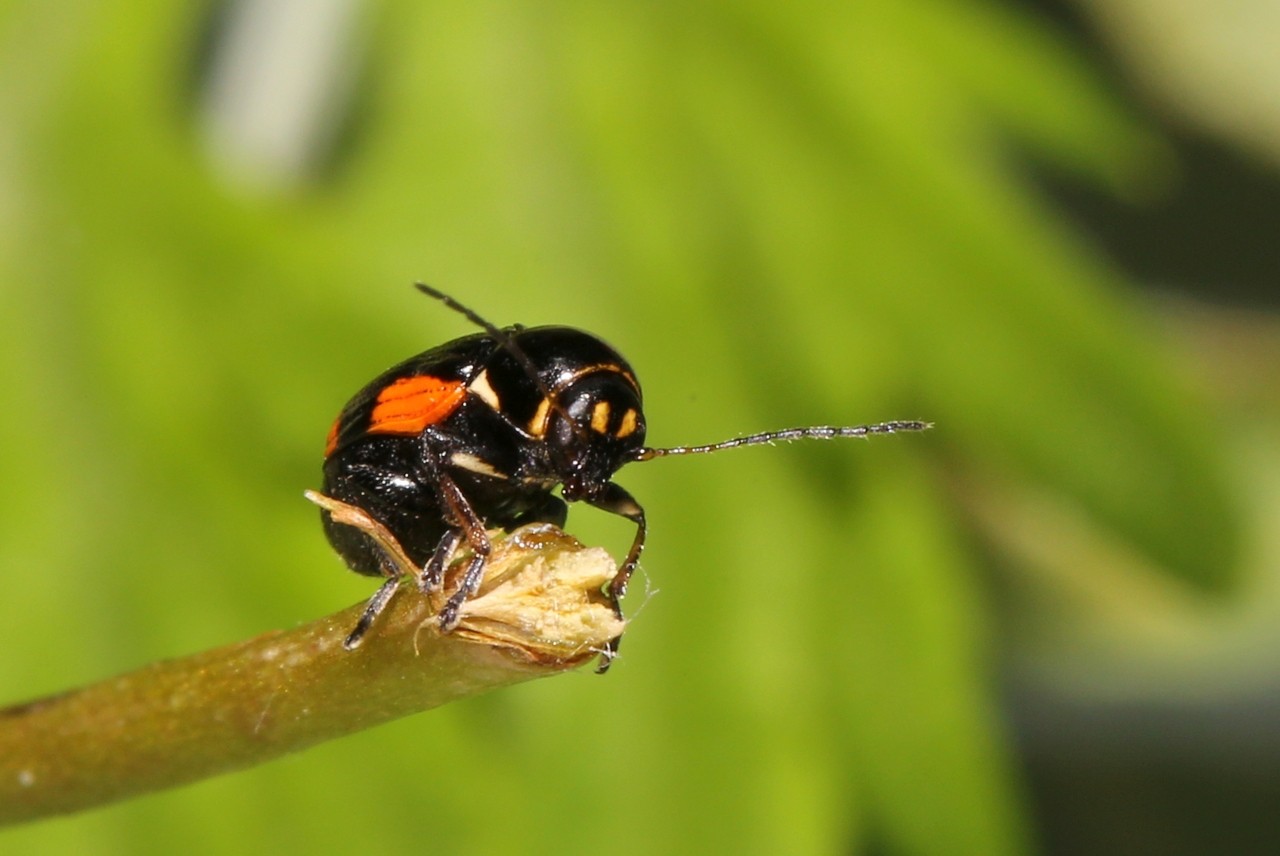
[
  {"xmin": 414, "ymin": 283, "xmax": 584, "ymax": 437},
  {"xmin": 630, "ymin": 420, "xmax": 932, "ymax": 462},
  {"xmin": 414, "ymin": 283, "xmax": 541, "ymax": 376},
  {"xmin": 415, "ymin": 281, "xmax": 558, "ymax": 395}
]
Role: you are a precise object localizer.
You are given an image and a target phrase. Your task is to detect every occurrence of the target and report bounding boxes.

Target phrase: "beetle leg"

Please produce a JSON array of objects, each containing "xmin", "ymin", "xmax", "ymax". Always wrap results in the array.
[
  {"xmin": 508, "ymin": 492, "xmax": 569, "ymax": 529},
  {"xmin": 589, "ymin": 481, "xmax": 647, "ymax": 606},
  {"xmin": 432, "ymin": 471, "xmax": 492, "ymax": 632},
  {"xmin": 309, "ymin": 491, "xmax": 417, "ymax": 650},
  {"xmin": 343, "ymin": 574, "xmax": 402, "ymax": 650},
  {"xmin": 419, "ymin": 528, "xmax": 462, "ymax": 593},
  {"xmin": 586, "ymin": 481, "xmax": 647, "ymax": 672}
]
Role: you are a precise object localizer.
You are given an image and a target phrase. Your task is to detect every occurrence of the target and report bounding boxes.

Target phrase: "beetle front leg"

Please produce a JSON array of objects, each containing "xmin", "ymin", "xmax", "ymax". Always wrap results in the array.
[{"xmin": 587, "ymin": 481, "xmax": 646, "ymax": 672}]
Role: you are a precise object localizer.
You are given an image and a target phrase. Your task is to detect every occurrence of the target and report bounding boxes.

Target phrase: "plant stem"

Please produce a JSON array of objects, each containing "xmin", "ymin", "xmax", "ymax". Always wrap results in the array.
[{"xmin": 0, "ymin": 521, "xmax": 621, "ymax": 825}]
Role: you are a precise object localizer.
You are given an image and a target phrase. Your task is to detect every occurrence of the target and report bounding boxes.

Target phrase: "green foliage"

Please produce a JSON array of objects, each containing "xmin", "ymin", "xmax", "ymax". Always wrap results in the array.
[{"xmin": 0, "ymin": 1, "xmax": 1237, "ymax": 853}]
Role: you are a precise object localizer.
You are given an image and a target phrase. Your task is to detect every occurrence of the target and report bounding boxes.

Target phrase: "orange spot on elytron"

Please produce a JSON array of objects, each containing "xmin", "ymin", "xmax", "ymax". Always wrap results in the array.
[
  {"xmin": 368, "ymin": 375, "xmax": 466, "ymax": 437},
  {"xmin": 324, "ymin": 418, "xmax": 341, "ymax": 457}
]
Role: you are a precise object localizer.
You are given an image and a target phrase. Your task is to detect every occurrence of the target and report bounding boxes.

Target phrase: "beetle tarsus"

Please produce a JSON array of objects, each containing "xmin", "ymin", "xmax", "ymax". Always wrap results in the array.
[
  {"xmin": 344, "ymin": 575, "xmax": 402, "ymax": 650},
  {"xmin": 419, "ymin": 529, "xmax": 461, "ymax": 593}
]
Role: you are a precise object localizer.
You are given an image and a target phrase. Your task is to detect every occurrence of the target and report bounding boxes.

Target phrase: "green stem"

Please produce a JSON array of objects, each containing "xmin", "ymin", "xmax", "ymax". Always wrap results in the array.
[{"xmin": 0, "ymin": 523, "xmax": 621, "ymax": 825}]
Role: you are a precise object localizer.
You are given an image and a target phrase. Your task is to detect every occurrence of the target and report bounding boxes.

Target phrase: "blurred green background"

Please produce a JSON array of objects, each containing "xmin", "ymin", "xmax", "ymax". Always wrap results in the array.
[{"xmin": 2, "ymin": 1, "xmax": 1278, "ymax": 853}]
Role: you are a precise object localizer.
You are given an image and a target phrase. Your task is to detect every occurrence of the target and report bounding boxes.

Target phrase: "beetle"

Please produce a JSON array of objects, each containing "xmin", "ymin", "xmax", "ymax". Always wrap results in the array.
[{"xmin": 320, "ymin": 284, "xmax": 929, "ymax": 669}]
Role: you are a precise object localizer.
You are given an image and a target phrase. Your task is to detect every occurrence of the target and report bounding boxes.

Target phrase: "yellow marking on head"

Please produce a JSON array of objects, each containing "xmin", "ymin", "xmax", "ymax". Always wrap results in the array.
[
  {"xmin": 469, "ymin": 370, "xmax": 501, "ymax": 410},
  {"xmin": 529, "ymin": 397, "xmax": 552, "ymax": 438},
  {"xmin": 616, "ymin": 408, "xmax": 638, "ymax": 438},
  {"xmin": 590, "ymin": 401, "xmax": 611, "ymax": 434}
]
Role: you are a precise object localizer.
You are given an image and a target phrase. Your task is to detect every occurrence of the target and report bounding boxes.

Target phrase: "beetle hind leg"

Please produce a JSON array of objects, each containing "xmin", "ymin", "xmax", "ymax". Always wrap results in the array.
[{"xmin": 343, "ymin": 574, "xmax": 402, "ymax": 649}]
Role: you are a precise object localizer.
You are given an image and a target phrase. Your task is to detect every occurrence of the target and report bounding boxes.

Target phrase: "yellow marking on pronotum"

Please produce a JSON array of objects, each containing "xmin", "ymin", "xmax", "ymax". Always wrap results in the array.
[
  {"xmin": 590, "ymin": 401, "xmax": 611, "ymax": 434},
  {"xmin": 616, "ymin": 408, "xmax": 638, "ymax": 439}
]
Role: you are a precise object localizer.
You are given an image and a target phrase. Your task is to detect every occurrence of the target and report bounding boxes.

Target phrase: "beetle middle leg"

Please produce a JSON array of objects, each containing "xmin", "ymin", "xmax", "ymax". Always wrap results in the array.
[
  {"xmin": 431, "ymin": 471, "xmax": 492, "ymax": 632},
  {"xmin": 418, "ymin": 528, "xmax": 462, "ymax": 593}
]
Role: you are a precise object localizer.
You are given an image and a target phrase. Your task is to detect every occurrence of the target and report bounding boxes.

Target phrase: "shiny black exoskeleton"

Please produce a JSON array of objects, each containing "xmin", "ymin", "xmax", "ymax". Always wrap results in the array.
[{"xmin": 322, "ymin": 289, "xmax": 648, "ymax": 666}]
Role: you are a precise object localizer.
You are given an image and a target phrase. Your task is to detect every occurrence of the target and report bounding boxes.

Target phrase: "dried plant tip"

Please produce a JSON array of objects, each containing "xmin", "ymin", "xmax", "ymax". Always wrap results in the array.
[
  {"xmin": 306, "ymin": 491, "xmax": 624, "ymax": 666},
  {"xmin": 305, "ymin": 490, "xmax": 419, "ymax": 578},
  {"xmin": 447, "ymin": 523, "xmax": 626, "ymax": 665}
]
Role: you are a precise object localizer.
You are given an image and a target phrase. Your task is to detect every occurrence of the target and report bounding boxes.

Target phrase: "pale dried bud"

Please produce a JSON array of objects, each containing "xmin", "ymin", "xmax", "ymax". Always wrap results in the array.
[
  {"xmin": 446, "ymin": 524, "xmax": 625, "ymax": 665},
  {"xmin": 306, "ymin": 491, "xmax": 624, "ymax": 668}
]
